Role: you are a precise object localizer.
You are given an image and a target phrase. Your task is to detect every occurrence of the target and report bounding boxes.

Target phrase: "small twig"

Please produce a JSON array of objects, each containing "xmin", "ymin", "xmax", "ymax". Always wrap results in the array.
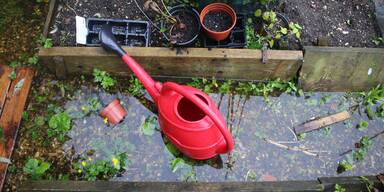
[
  {"xmin": 133, "ymin": 0, "xmax": 161, "ymax": 31},
  {"xmin": 263, "ymin": 138, "xmax": 318, "ymax": 157},
  {"xmin": 287, "ymin": 126, "xmax": 298, "ymax": 141},
  {"xmin": 276, "ymin": 141, "xmax": 300, "ymax": 144},
  {"xmin": 65, "ymin": 0, "xmax": 78, "ymax": 16},
  {"xmin": 160, "ymin": 0, "xmax": 172, "ymax": 16}
]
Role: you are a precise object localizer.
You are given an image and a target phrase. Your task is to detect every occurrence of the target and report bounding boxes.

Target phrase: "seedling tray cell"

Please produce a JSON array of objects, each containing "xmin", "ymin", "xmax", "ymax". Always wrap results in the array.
[
  {"xmin": 85, "ymin": 18, "xmax": 150, "ymax": 47},
  {"xmin": 203, "ymin": 15, "xmax": 246, "ymax": 48}
]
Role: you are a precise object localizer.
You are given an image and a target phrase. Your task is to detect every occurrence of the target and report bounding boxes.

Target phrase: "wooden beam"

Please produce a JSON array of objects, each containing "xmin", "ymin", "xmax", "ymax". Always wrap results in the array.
[
  {"xmin": 294, "ymin": 111, "xmax": 351, "ymax": 134},
  {"xmin": 0, "ymin": 66, "xmax": 35, "ymax": 190},
  {"xmin": 301, "ymin": 46, "xmax": 384, "ymax": 92},
  {"xmin": 319, "ymin": 176, "xmax": 384, "ymax": 192},
  {"xmin": 38, "ymin": 47, "xmax": 303, "ymax": 81},
  {"xmin": 19, "ymin": 181, "xmax": 323, "ymax": 192}
]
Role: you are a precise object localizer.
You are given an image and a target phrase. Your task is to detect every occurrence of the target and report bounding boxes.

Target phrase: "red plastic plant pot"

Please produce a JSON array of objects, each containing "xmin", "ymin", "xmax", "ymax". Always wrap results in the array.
[
  {"xmin": 200, "ymin": 3, "xmax": 237, "ymax": 41},
  {"xmin": 100, "ymin": 99, "xmax": 127, "ymax": 125}
]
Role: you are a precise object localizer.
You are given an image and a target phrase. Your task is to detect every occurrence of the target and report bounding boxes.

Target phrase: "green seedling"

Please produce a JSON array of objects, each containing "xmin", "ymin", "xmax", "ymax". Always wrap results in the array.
[
  {"xmin": 297, "ymin": 133, "xmax": 306, "ymax": 140},
  {"xmin": 27, "ymin": 55, "xmax": 39, "ymax": 65},
  {"xmin": 93, "ymin": 68, "xmax": 116, "ymax": 90},
  {"xmin": 140, "ymin": 116, "xmax": 157, "ymax": 136},
  {"xmin": 218, "ymin": 80, "xmax": 232, "ymax": 94},
  {"xmin": 372, "ymin": 37, "xmax": 384, "ymax": 46},
  {"xmin": 360, "ymin": 176, "xmax": 375, "ymax": 192},
  {"xmin": 255, "ymin": 10, "xmax": 302, "ymax": 48},
  {"xmin": 338, "ymin": 136, "xmax": 373, "ymax": 173},
  {"xmin": 127, "ymin": 75, "xmax": 144, "ymax": 97},
  {"xmin": 360, "ymin": 85, "xmax": 384, "ymax": 119},
  {"xmin": 187, "ymin": 77, "xmax": 217, "ymax": 93},
  {"xmin": 74, "ymin": 153, "xmax": 127, "ymax": 181},
  {"xmin": 48, "ymin": 112, "xmax": 72, "ymax": 142},
  {"xmin": 23, "ymin": 158, "xmax": 51, "ymax": 180},
  {"xmin": 245, "ymin": 170, "xmax": 257, "ymax": 181},
  {"xmin": 246, "ymin": 18, "xmax": 263, "ymax": 49},
  {"xmin": 169, "ymin": 157, "xmax": 197, "ymax": 181},
  {"xmin": 8, "ymin": 71, "xmax": 16, "ymax": 80},
  {"xmin": 9, "ymin": 60, "xmax": 21, "ymax": 68},
  {"xmin": 357, "ymin": 121, "xmax": 369, "ymax": 131},
  {"xmin": 334, "ymin": 184, "xmax": 346, "ymax": 192},
  {"xmin": 81, "ymin": 97, "xmax": 102, "ymax": 115},
  {"xmin": 337, "ymin": 159, "xmax": 353, "ymax": 173},
  {"xmin": 37, "ymin": 34, "xmax": 53, "ymax": 48}
]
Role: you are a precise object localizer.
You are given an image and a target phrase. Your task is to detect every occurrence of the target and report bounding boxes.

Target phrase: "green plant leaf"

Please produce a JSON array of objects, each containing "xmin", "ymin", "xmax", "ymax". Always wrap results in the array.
[
  {"xmin": 254, "ymin": 9, "xmax": 262, "ymax": 17},
  {"xmin": 140, "ymin": 116, "xmax": 157, "ymax": 136},
  {"xmin": 170, "ymin": 157, "xmax": 185, "ymax": 172},
  {"xmin": 8, "ymin": 71, "xmax": 16, "ymax": 80}
]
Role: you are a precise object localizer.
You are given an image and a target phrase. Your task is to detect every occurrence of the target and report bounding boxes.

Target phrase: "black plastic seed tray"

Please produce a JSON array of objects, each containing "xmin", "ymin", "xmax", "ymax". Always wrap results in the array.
[
  {"xmin": 203, "ymin": 15, "xmax": 246, "ymax": 48},
  {"xmin": 86, "ymin": 18, "xmax": 150, "ymax": 47}
]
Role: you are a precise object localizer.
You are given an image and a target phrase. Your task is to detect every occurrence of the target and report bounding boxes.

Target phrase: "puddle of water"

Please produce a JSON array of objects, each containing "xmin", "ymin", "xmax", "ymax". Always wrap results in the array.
[{"xmin": 63, "ymin": 86, "xmax": 384, "ymax": 182}]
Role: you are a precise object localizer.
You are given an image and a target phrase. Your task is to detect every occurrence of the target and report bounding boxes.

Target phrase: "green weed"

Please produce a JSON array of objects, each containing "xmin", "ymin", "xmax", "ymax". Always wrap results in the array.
[
  {"xmin": 357, "ymin": 121, "xmax": 369, "ymax": 131},
  {"xmin": 8, "ymin": 71, "xmax": 16, "ymax": 80},
  {"xmin": 23, "ymin": 158, "xmax": 51, "ymax": 180},
  {"xmin": 73, "ymin": 153, "xmax": 128, "ymax": 181},
  {"xmin": 37, "ymin": 34, "xmax": 53, "ymax": 48},
  {"xmin": 81, "ymin": 97, "xmax": 102, "ymax": 115},
  {"xmin": 47, "ymin": 112, "xmax": 72, "ymax": 142},
  {"xmin": 338, "ymin": 136, "xmax": 373, "ymax": 173},
  {"xmin": 93, "ymin": 68, "xmax": 116, "ymax": 90},
  {"xmin": 334, "ymin": 184, "xmax": 346, "ymax": 192},
  {"xmin": 127, "ymin": 75, "xmax": 144, "ymax": 97},
  {"xmin": 140, "ymin": 116, "xmax": 157, "ymax": 136}
]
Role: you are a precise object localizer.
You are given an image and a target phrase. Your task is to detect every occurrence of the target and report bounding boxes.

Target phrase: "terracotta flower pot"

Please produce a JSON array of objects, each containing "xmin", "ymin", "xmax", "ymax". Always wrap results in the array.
[
  {"xmin": 100, "ymin": 99, "xmax": 127, "ymax": 125},
  {"xmin": 200, "ymin": 3, "xmax": 237, "ymax": 41}
]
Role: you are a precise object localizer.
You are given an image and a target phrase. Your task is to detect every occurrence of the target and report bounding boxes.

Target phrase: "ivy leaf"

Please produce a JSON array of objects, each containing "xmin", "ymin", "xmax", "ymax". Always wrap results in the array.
[{"xmin": 140, "ymin": 116, "xmax": 157, "ymax": 136}]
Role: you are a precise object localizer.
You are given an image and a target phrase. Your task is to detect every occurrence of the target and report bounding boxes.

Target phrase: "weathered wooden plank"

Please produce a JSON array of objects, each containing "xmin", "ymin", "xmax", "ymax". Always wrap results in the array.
[
  {"xmin": 20, "ymin": 181, "xmax": 323, "ymax": 192},
  {"xmin": 301, "ymin": 46, "xmax": 384, "ymax": 92},
  {"xmin": 0, "ymin": 66, "xmax": 12, "ymax": 116},
  {"xmin": 0, "ymin": 67, "xmax": 35, "ymax": 190},
  {"xmin": 38, "ymin": 47, "xmax": 303, "ymax": 81},
  {"xmin": 294, "ymin": 111, "xmax": 351, "ymax": 134},
  {"xmin": 319, "ymin": 176, "xmax": 384, "ymax": 192}
]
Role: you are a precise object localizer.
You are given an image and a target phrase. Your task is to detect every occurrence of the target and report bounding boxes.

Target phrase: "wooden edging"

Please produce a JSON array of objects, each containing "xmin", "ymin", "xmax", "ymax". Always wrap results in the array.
[
  {"xmin": 39, "ymin": 47, "xmax": 303, "ymax": 81},
  {"xmin": 0, "ymin": 66, "xmax": 35, "ymax": 190},
  {"xmin": 19, "ymin": 176, "xmax": 384, "ymax": 192},
  {"xmin": 301, "ymin": 46, "xmax": 384, "ymax": 91}
]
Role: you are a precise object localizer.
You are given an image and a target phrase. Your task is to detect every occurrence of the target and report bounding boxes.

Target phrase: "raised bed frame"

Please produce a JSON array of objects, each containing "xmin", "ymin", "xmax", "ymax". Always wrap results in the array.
[
  {"xmin": 41, "ymin": 0, "xmax": 384, "ymax": 91},
  {"xmin": 15, "ymin": 0, "xmax": 384, "ymax": 191}
]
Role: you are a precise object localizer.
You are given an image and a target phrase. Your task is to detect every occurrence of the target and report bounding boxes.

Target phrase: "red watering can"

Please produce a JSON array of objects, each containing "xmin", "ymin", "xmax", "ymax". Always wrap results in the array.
[{"xmin": 100, "ymin": 24, "xmax": 234, "ymax": 160}]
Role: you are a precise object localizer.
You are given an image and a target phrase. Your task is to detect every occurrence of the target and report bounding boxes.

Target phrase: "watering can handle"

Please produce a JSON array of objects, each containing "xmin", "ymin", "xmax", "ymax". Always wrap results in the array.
[{"xmin": 162, "ymin": 82, "xmax": 234, "ymax": 153}]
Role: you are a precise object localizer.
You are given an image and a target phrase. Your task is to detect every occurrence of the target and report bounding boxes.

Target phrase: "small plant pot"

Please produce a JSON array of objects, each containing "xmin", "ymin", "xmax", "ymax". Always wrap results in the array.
[
  {"xmin": 200, "ymin": 3, "xmax": 237, "ymax": 41},
  {"xmin": 165, "ymin": 6, "xmax": 201, "ymax": 46},
  {"xmin": 260, "ymin": 12, "xmax": 290, "ymax": 49},
  {"xmin": 100, "ymin": 99, "xmax": 127, "ymax": 125}
]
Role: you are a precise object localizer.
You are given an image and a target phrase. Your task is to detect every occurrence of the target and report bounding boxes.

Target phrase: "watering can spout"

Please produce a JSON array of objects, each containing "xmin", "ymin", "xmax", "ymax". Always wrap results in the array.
[{"xmin": 100, "ymin": 24, "xmax": 160, "ymax": 101}]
